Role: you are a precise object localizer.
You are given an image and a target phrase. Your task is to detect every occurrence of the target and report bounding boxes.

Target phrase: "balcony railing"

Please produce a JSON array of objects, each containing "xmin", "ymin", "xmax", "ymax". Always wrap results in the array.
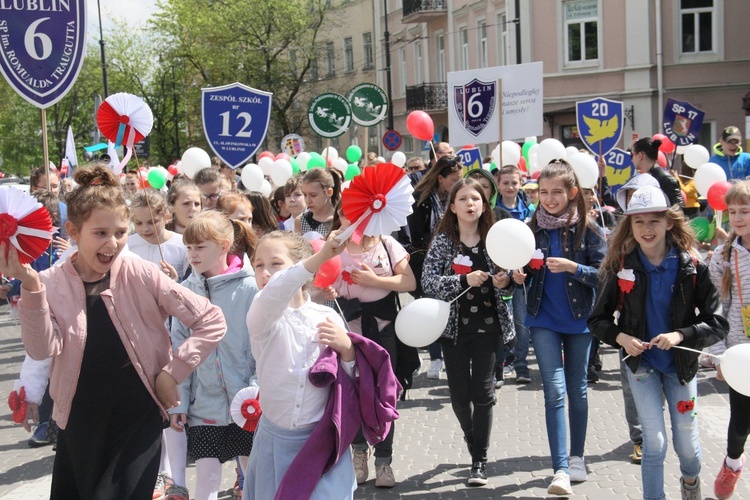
[
  {"xmin": 406, "ymin": 83, "xmax": 448, "ymax": 112},
  {"xmin": 402, "ymin": 0, "xmax": 447, "ymax": 23}
]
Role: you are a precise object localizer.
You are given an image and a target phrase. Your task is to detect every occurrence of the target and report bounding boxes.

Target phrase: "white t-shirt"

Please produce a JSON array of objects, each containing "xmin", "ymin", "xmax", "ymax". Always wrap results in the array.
[{"xmin": 127, "ymin": 232, "xmax": 189, "ymax": 280}]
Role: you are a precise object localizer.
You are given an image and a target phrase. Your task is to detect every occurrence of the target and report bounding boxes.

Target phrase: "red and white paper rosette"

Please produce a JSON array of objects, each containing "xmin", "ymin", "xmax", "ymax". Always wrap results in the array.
[
  {"xmin": 230, "ymin": 386, "xmax": 261, "ymax": 433},
  {"xmin": 340, "ymin": 162, "xmax": 414, "ymax": 243},
  {"xmin": 96, "ymin": 93, "xmax": 154, "ymax": 173},
  {"xmin": 0, "ymin": 187, "xmax": 56, "ymax": 264}
]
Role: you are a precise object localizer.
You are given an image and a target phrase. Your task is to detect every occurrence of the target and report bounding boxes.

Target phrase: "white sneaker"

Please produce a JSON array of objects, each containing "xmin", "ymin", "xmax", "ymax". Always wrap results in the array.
[
  {"xmin": 427, "ymin": 359, "xmax": 442, "ymax": 379},
  {"xmin": 569, "ymin": 456, "xmax": 587, "ymax": 482},
  {"xmin": 548, "ymin": 470, "xmax": 573, "ymax": 495}
]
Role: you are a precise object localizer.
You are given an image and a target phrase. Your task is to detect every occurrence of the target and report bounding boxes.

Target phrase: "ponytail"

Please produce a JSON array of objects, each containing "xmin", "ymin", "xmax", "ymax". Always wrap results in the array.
[{"xmin": 229, "ymin": 219, "xmax": 259, "ymax": 260}]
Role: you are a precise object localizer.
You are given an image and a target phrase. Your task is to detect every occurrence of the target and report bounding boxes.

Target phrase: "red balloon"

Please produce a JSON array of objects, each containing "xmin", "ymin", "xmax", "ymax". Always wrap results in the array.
[
  {"xmin": 406, "ymin": 111, "xmax": 434, "ymax": 141},
  {"xmin": 168, "ymin": 164, "xmax": 178, "ymax": 176},
  {"xmin": 657, "ymin": 151, "xmax": 667, "ymax": 168},
  {"xmin": 275, "ymin": 153, "xmax": 290, "ymax": 161},
  {"xmin": 309, "ymin": 239, "xmax": 341, "ymax": 288},
  {"xmin": 707, "ymin": 181, "xmax": 732, "ymax": 211},
  {"xmin": 531, "ymin": 171, "xmax": 541, "ymax": 180},
  {"xmin": 137, "ymin": 170, "xmax": 149, "ymax": 189},
  {"xmin": 653, "ymin": 133, "xmax": 676, "ymax": 154},
  {"xmin": 258, "ymin": 151, "xmax": 275, "ymax": 160},
  {"xmin": 463, "ymin": 144, "xmax": 475, "ymax": 149},
  {"xmin": 518, "ymin": 157, "xmax": 527, "ymax": 172}
]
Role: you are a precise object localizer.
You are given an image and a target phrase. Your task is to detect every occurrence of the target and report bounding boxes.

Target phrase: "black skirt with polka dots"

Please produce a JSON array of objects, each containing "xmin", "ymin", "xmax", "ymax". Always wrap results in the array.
[{"xmin": 188, "ymin": 423, "xmax": 254, "ymax": 462}]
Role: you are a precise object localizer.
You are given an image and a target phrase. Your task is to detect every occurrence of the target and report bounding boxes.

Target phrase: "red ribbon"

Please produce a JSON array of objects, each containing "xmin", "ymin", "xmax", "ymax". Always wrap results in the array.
[
  {"xmin": 8, "ymin": 386, "xmax": 27, "ymax": 424},
  {"xmin": 240, "ymin": 399, "xmax": 262, "ymax": 432}
]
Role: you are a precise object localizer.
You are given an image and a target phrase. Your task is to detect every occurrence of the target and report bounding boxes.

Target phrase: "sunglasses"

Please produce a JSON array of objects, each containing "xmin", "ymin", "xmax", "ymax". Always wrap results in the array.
[{"xmin": 200, "ymin": 191, "xmax": 222, "ymax": 201}]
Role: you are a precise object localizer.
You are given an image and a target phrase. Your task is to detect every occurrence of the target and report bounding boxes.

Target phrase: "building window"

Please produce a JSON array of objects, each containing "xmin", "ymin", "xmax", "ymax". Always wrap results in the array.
[
  {"xmin": 415, "ymin": 42, "xmax": 422, "ymax": 84},
  {"xmin": 564, "ymin": 0, "xmax": 598, "ymax": 64},
  {"xmin": 436, "ymin": 33, "xmax": 445, "ymax": 81},
  {"xmin": 497, "ymin": 13, "xmax": 508, "ymax": 65},
  {"xmin": 459, "ymin": 27, "xmax": 469, "ymax": 70},
  {"xmin": 363, "ymin": 32, "xmax": 373, "ymax": 70},
  {"xmin": 344, "ymin": 37, "xmax": 354, "ymax": 73},
  {"xmin": 326, "ymin": 41, "xmax": 335, "ymax": 77},
  {"xmin": 478, "ymin": 20, "xmax": 488, "ymax": 68},
  {"xmin": 681, "ymin": 0, "xmax": 714, "ymax": 53},
  {"xmin": 399, "ymin": 48, "xmax": 407, "ymax": 96}
]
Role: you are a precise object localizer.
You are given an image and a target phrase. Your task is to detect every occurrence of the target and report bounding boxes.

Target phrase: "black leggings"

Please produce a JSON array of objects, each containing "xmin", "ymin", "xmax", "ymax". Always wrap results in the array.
[
  {"xmin": 441, "ymin": 333, "xmax": 497, "ymax": 463},
  {"xmin": 727, "ymin": 386, "xmax": 750, "ymax": 459}
]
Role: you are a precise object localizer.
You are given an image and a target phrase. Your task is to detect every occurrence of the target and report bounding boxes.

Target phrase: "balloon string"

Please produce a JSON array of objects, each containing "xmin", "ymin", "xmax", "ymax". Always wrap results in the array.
[
  {"xmin": 449, "ymin": 285, "xmax": 473, "ymax": 304},
  {"xmin": 134, "ymin": 147, "xmax": 166, "ymax": 264},
  {"xmin": 334, "ymin": 299, "xmax": 352, "ymax": 333},
  {"xmin": 622, "ymin": 344, "xmax": 720, "ymax": 362}
]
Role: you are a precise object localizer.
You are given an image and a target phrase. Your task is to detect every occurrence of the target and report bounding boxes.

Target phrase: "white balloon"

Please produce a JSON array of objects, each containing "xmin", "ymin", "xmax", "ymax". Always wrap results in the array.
[
  {"xmin": 241, "ymin": 163, "xmax": 264, "ymax": 191},
  {"xmin": 258, "ymin": 156, "xmax": 274, "ymax": 176},
  {"xmin": 565, "ymin": 146, "xmax": 580, "ymax": 159},
  {"xmin": 486, "ymin": 218, "xmax": 536, "ymax": 270},
  {"xmin": 536, "ymin": 138, "xmax": 567, "ymax": 168},
  {"xmin": 568, "ymin": 153, "xmax": 599, "ymax": 189},
  {"xmin": 694, "ymin": 162, "xmax": 727, "ymax": 196},
  {"xmin": 391, "ymin": 151, "xmax": 406, "ymax": 167},
  {"xmin": 270, "ymin": 159, "xmax": 293, "ymax": 186},
  {"xmin": 675, "ymin": 145, "xmax": 689, "ymax": 155},
  {"xmin": 528, "ymin": 152, "xmax": 540, "ymax": 174},
  {"xmin": 332, "ymin": 157, "xmax": 348, "ymax": 173},
  {"xmin": 482, "ymin": 163, "xmax": 492, "ymax": 171},
  {"xmin": 683, "ymin": 144, "xmax": 710, "ymax": 169},
  {"xmin": 501, "ymin": 140, "xmax": 521, "ymax": 166},
  {"xmin": 395, "ymin": 298, "xmax": 450, "ymax": 348},
  {"xmin": 297, "ymin": 152, "xmax": 311, "ymax": 172},
  {"xmin": 491, "ymin": 144, "xmax": 500, "ymax": 165},
  {"xmin": 528, "ymin": 143, "xmax": 539, "ymax": 161},
  {"xmin": 258, "ymin": 179, "xmax": 272, "ymax": 197},
  {"xmin": 321, "ymin": 147, "xmax": 338, "ymax": 162},
  {"xmin": 180, "ymin": 147, "xmax": 211, "ymax": 178},
  {"xmin": 719, "ymin": 344, "xmax": 750, "ymax": 397}
]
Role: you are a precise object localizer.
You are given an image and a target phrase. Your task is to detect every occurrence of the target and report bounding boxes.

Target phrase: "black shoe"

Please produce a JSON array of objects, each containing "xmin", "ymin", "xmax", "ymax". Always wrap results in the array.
[
  {"xmin": 587, "ymin": 366, "xmax": 599, "ymax": 383},
  {"xmin": 594, "ymin": 352, "xmax": 603, "ymax": 371},
  {"xmin": 468, "ymin": 462, "xmax": 488, "ymax": 486}
]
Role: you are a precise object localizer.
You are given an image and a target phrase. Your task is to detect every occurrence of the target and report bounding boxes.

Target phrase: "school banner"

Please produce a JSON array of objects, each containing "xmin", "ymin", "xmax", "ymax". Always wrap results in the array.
[
  {"xmin": 457, "ymin": 147, "xmax": 482, "ymax": 171},
  {"xmin": 202, "ymin": 83, "xmax": 272, "ymax": 169},
  {"xmin": 576, "ymin": 98, "xmax": 624, "ymax": 156},
  {"xmin": 0, "ymin": 0, "xmax": 88, "ymax": 108},
  {"xmin": 447, "ymin": 62, "xmax": 543, "ymax": 146},
  {"xmin": 662, "ymin": 98, "xmax": 704, "ymax": 146},
  {"xmin": 601, "ymin": 148, "xmax": 634, "ymax": 195}
]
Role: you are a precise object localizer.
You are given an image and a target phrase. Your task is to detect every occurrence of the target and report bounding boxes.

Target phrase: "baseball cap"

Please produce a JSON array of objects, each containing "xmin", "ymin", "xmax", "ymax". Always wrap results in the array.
[
  {"xmin": 722, "ymin": 126, "xmax": 742, "ymax": 143},
  {"xmin": 522, "ymin": 181, "xmax": 539, "ymax": 190},
  {"xmin": 624, "ymin": 185, "xmax": 671, "ymax": 215},
  {"xmin": 615, "ymin": 173, "xmax": 660, "ymax": 211}
]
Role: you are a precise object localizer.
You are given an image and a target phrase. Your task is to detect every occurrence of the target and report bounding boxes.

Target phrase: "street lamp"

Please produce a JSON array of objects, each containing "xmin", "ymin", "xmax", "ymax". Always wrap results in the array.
[{"xmin": 96, "ymin": 0, "xmax": 109, "ymax": 97}]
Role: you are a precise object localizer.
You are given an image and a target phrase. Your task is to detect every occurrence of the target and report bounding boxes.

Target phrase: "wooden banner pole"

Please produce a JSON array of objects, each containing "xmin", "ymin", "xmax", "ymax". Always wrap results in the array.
[
  {"xmin": 41, "ymin": 109, "xmax": 50, "ymax": 190},
  {"xmin": 497, "ymin": 79, "xmax": 503, "ymax": 167}
]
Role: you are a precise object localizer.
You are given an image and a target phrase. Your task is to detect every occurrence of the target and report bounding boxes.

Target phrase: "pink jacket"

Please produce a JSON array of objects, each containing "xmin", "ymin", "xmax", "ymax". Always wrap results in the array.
[{"xmin": 19, "ymin": 253, "xmax": 226, "ymax": 429}]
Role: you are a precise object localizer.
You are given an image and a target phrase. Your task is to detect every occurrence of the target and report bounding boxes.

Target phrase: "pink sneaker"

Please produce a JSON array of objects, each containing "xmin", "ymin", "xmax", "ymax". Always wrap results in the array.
[{"xmin": 715, "ymin": 455, "xmax": 744, "ymax": 500}]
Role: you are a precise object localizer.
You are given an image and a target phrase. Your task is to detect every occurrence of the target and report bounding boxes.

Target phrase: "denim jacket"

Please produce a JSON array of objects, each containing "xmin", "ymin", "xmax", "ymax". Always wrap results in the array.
[{"xmin": 525, "ymin": 222, "xmax": 606, "ymax": 320}]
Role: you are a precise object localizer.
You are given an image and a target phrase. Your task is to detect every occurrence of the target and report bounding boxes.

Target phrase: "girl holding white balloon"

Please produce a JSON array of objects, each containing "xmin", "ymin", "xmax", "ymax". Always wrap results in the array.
[
  {"xmin": 524, "ymin": 160, "xmax": 606, "ymax": 495},
  {"xmin": 589, "ymin": 185, "xmax": 727, "ymax": 500},
  {"xmin": 709, "ymin": 180, "xmax": 750, "ymax": 499},
  {"xmin": 421, "ymin": 177, "xmax": 515, "ymax": 487}
]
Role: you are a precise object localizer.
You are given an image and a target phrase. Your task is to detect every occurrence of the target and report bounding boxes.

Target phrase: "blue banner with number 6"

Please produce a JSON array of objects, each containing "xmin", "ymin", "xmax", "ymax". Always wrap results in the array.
[
  {"xmin": 202, "ymin": 82, "xmax": 272, "ymax": 169},
  {"xmin": 576, "ymin": 97, "xmax": 624, "ymax": 157},
  {"xmin": 0, "ymin": 1, "xmax": 88, "ymax": 109}
]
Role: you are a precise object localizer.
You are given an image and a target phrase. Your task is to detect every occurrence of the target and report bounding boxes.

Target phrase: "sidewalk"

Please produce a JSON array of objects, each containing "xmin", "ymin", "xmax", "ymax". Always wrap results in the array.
[{"xmin": 1, "ymin": 302, "xmax": 746, "ymax": 498}]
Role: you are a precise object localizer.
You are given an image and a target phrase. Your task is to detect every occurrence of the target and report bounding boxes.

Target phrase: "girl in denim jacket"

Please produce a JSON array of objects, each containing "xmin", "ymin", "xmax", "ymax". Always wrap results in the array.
[{"xmin": 524, "ymin": 160, "xmax": 606, "ymax": 495}]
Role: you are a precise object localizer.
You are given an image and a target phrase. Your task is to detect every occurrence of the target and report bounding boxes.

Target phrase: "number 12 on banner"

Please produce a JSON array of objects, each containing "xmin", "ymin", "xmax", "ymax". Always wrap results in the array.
[{"xmin": 218, "ymin": 111, "xmax": 253, "ymax": 138}]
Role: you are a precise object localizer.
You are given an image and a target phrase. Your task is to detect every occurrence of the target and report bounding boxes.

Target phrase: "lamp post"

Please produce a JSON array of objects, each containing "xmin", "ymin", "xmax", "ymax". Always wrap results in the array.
[
  {"xmin": 383, "ymin": 0, "xmax": 394, "ymax": 131},
  {"xmin": 96, "ymin": 0, "xmax": 109, "ymax": 97}
]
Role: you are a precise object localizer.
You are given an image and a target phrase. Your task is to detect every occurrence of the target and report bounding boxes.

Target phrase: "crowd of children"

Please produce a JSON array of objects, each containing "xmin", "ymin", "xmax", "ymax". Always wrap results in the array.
[{"xmin": 4, "ymin": 131, "xmax": 750, "ymax": 500}]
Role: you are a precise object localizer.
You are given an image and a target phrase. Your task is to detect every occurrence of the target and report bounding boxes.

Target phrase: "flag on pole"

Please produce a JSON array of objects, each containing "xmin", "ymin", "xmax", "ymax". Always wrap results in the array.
[{"xmin": 65, "ymin": 125, "xmax": 78, "ymax": 172}]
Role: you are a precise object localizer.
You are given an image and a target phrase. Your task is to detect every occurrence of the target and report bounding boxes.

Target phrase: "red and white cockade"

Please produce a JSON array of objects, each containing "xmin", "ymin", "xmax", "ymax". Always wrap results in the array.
[
  {"xmin": 96, "ymin": 93, "xmax": 154, "ymax": 173},
  {"xmin": 618, "ymin": 268, "xmax": 636, "ymax": 294},
  {"xmin": 0, "ymin": 187, "xmax": 56, "ymax": 264},
  {"xmin": 230, "ymin": 386, "xmax": 261, "ymax": 433}
]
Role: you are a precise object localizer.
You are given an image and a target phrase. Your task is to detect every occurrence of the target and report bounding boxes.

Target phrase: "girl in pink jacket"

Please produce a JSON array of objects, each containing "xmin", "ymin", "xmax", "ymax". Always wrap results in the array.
[{"xmin": 0, "ymin": 166, "xmax": 225, "ymax": 499}]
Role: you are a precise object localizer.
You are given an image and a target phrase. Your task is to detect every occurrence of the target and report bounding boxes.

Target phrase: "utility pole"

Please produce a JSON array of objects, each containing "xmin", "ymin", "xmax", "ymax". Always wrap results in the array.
[{"xmin": 383, "ymin": 0, "xmax": 394, "ymax": 130}]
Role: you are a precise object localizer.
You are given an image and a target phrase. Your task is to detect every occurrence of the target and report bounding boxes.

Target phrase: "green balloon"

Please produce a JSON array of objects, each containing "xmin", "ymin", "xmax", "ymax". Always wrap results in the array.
[
  {"xmin": 690, "ymin": 217, "xmax": 710, "ymax": 242},
  {"xmin": 522, "ymin": 140, "xmax": 536, "ymax": 164},
  {"xmin": 308, "ymin": 153, "xmax": 326, "ymax": 169},
  {"xmin": 490, "ymin": 161, "xmax": 497, "ymax": 171},
  {"xmin": 290, "ymin": 158, "xmax": 300, "ymax": 175},
  {"xmin": 148, "ymin": 168, "xmax": 167, "ymax": 190},
  {"xmin": 346, "ymin": 145, "xmax": 362, "ymax": 163},
  {"xmin": 345, "ymin": 163, "xmax": 360, "ymax": 181}
]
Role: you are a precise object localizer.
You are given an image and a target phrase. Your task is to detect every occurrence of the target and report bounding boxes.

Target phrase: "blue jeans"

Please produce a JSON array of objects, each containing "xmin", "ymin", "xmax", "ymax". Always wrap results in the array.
[
  {"xmin": 626, "ymin": 365, "xmax": 701, "ymax": 500},
  {"xmin": 530, "ymin": 328, "xmax": 591, "ymax": 473},
  {"xmin": 511, "ymin": 287, "xmax": 529, "ymax": 373}
]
